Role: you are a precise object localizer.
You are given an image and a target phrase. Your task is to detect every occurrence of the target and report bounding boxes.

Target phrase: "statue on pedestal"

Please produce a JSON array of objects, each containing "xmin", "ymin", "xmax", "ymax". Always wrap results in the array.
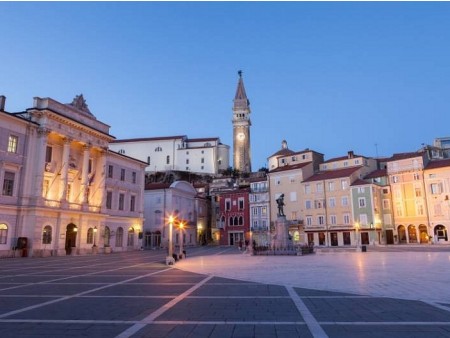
[{"xmin": 276, "ymin": 194, "xmax": 285, "ymax": 217}]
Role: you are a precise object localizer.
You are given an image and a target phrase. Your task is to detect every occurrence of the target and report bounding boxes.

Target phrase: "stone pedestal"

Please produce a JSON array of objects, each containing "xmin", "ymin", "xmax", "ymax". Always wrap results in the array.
[{"xmin": 271, "ymin": 216, "xmax": 291, "ymax": 248}]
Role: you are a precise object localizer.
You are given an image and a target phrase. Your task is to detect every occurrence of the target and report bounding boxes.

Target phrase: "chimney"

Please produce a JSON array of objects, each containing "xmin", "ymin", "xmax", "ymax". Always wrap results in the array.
[
  {"xmin": 0, "ymin": 95, "xmax": 5, "ymax": 111},
  {"xmin": 348, "ymin": 150, "xmax": 354, "ymax": 159}
]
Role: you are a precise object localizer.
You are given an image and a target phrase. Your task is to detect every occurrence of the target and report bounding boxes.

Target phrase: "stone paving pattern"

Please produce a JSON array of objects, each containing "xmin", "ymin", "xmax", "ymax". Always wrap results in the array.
[{"xmin": 0, "ymin": 246, "xmax": 449, "ymax": 337}]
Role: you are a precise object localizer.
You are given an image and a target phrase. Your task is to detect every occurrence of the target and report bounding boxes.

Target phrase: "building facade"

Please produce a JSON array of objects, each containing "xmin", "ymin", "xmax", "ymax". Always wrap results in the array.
[
  {"xmin": 109, "ymin": 136, "xmax": 229, "ymax": 175},
  {"xmin": 249, "ymin": 177, "xmax": 270, "ymax": 246},
  {"xmin": 0, "ymin": 95, "xmax": 146, "ymax": 257},
  {"xmin": 143, "ymin": 181, "xmax": 200, "ymax": 250},
  {"xmin": 216, "ymin": 188, "xmax": 250, "ymax": 246}
]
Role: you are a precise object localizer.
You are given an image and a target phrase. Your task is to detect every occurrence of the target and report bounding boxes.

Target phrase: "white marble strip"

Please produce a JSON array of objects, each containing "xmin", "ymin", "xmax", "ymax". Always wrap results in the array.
[
  {"xmin": 0, "ymin": 267, "xmax": 171, "ymax": 319},
  {"xmin": 114, "ymin": 275, "xmax": 213, "ymax": 338},
  {"xmin": 286, "ymin": 286, "xmax": 329, "ymax": 338}
]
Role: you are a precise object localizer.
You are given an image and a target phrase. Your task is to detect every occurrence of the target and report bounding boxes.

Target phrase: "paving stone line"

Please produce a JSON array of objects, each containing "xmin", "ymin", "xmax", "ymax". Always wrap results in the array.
[
  {"xmin": 114, "ymin": 275, "xmax": 214, "ymax": 338},
  {"xmin": 0, "ymin": 267, "xmax": 171, "ymax": 319},
  {"xmin": 286, "ymin": 286, "xmax": 329, "ymax": 338}
]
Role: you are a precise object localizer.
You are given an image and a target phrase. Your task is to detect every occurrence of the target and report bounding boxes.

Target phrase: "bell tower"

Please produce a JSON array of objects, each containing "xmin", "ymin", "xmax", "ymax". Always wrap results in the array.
[{"xmin": 232, "ymin": 70, "xmax": 252, "ymax": 173}]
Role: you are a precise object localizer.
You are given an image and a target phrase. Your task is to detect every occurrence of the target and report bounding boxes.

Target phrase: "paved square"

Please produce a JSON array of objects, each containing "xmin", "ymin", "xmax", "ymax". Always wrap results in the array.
[{"xmin": 0, "ymin": 246, "xmax": 450, "ymax": 337}]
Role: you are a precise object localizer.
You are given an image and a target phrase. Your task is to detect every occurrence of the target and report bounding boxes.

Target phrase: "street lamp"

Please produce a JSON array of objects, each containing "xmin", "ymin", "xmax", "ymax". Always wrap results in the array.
[
  {"xmin": 354, "ymin": 222, "xmax": 360, "ymax": 251},
  {"xmin": 93, "ymin": 226, "xmax": 97, "ymax": 247},
  {"xmin": 179, "ymin": 221, "xmax": 185, "ymax": 258},
  {"xmin": 168, "ymin": 215, "xmax": 174, "ymax": 259}
]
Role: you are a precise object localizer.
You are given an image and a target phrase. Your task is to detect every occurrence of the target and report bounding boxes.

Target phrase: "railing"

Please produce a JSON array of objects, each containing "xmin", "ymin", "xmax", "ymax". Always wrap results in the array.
[{"xmin": 253, "ymin": 243, "xmax": 315, "ymax": 256}]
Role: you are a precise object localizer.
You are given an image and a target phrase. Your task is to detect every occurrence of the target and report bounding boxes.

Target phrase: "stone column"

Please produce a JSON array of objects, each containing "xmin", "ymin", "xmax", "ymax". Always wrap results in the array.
[
  {"xmin": 80, "ymin": 144, "xmax": 90, "ymax": 204},
  {"xmin": 33, "ymin": 127, "xmax": 50, "ymax": 203},
  {"xmin": 59, "ymin": 138, "xmax": 71, "ymax": 202}
]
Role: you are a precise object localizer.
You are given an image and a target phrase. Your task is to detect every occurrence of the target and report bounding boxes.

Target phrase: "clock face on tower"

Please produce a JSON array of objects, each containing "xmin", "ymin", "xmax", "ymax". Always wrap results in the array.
[{"xmin": 237, "ymin": 132, "xmax": 246, "ymax": 141}]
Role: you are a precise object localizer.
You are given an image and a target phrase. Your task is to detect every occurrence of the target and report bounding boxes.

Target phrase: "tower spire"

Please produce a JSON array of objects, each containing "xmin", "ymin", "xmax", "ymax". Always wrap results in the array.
[{"xmin": 233, "ymin": 70, "xmax": 250, "ymax": 111}]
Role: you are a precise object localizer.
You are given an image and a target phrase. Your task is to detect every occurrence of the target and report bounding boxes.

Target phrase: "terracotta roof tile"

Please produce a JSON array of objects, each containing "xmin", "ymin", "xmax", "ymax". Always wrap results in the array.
[
  {"xmin": 426, "ymin": 159, "xmax": 450, "ymax": 170},
  {"xmin": 303, "ymin": 166, "xmax": 361, "ymax": 183},
  {"xmin": 269, "ymin": 161, "xmax": 311, "ymax": 173}
]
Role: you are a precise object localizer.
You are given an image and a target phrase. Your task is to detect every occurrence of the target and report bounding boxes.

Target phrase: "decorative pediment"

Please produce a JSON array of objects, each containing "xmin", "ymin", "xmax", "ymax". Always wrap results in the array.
[{"xmin": 68, "ymin": 94, "xmax": 93, "ymax": 116}]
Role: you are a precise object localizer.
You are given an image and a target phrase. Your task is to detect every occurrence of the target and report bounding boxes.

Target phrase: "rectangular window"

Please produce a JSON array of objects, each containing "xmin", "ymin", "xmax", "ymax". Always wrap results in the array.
[
  {"xmin": 430, "ymin": 183, "xmax": 443, "ymax": 195},
  {"xmin": 358, "ymin": 187, "xmax": 365, "ymax": 193},
  {"xmin": 166, "ymin": 155, "xmax": 170, "ymax": 164},
  {"xmin": 415, "ymin": 188, "xmax": 422, "ymax": 197},
  {"xmin": 304, "ymin": 184, "xmax": 311, "ymax": 194},
  {"xmin": 238, "ymin": 198, "xmax": 244, "ymax": 210},
  {"xmin": 316, "ymin": 183, "xmax": 323, "ymax": 193},
  {"xmin": 119, "ymin": 193, "xmax": 125, "ymax": 210},
  {"xmin": 328, "ymin": 181, "xmax": 335, "ymax": 191},
  {"xmin": 88, "ymin": 158, "xmax": 93, "ymax": 174},
  {"xmin": 329, "ymin": 198, "xmax": 336, "ymax": 208},
  {"xmin": 2, "ymin": 172, "xmax": 15, "ymax": 196},
  {"xmin": 106, "ymin": 191, "xmax": 112, "ymax": 209},
  {"xmin": 45, "ymin": 146, "xmax": 52, "ymax": 163},
  {"xmin": 383, "ymin": 199, "xmax": 390, "ymax": 209},
  {"xmin": 343, "ymin": 214, "xmax": 350, "ymax": 225},
  {"xmin": 341, "ymin": 196, "xmax": 348, "ymax": 206},
  {"xmin": 341, "ymin": 179, "xmax": 348, "ymax": 190},
  {"xmin": 330, "ymin": 215, "xmax": 337, "ymax": 225},
  {"xmin": 186, "ymin": 159, "xmax": 189, "ymax": 164},
  {"xmin": 108, "ymin": 165, "xmax": 113, "ymax": 178},
  {"xmin": 252, "ymin": 207, "xmax": 258, "ymax": 215},
  {"xmin": 7, "ymin": 135, "xmax": 18, "ymax": 153},
  {"xmin": 305, "ymin": 200, "xmax": 311, "ymax": 209},
  {"xmin": 360, "ymin": 214, "xmax": 368, "ymax": 225},
  {"xmin": 290, "ymin": 191, "xmax": 297, "ymax": 202},
  {"xmin": 132, "ymin": 172, "xmax": 136, "ymax": 184},
  {"xmin": 120, "ymin": 168, "xmax": 125, "ymax": 181},
  {"xmin": 318, "ymin": 215, "xmax": 325, "ymax": 225},
  {"xmin": 147, "ymin": 156, "xmax": 151, "ymax": 165},
  {"xmin": 358, "ymin": 197, "xmax": 366, "ymax": 208},
  {"xmin": 261, "ymin": 207, "xmax": 267, "ymax": 216},
  {"xmin": 225, "ymin": 199, "xmax": 231, "ymax": 211},
  {"xmin": 291, "ymin": 211, "xmax": 297, "ymax": 220},
  {"xmin": 306, "ymin": 216, "xmax": 312, "ymax": 226},
  {"xmin": 130, "ymin": 195, "xmax": 136, "ymax": 212},
  {"xmin": 201, "ymin": 158, "xmax": 204, "ymax": 163}
]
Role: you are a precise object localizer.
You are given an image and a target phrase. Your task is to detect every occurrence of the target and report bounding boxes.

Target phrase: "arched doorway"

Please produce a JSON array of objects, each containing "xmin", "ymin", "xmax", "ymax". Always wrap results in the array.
[
  {"xmin": 418, "ymin": 225, "xmax": 428, "ymax": 243},
  {"xmin": 434, "ymin": 224, "xmax": 448, "ymax": 242},
  {"xmin": 65, "ymin": 223, "xmax": 78, "ymax": 255},
  {"xmin": 398, "ymin": 225, "xmax": 407, "ymax": 244},
  {"xmin": 408, "ymin": 225, "xmax": 417, "ymax": 243}
]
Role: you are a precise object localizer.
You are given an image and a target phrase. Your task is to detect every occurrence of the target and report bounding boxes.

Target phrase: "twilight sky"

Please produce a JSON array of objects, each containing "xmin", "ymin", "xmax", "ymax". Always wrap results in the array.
[{"xmin": 1, "ymin": 2, "xmax": 450, "ymax": 170}]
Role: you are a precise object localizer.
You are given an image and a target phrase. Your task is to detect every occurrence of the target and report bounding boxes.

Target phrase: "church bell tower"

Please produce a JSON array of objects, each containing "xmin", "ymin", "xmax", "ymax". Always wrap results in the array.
[{"xmin": 232, "ymin": 70, "xmax": 252, "ymax": 173}]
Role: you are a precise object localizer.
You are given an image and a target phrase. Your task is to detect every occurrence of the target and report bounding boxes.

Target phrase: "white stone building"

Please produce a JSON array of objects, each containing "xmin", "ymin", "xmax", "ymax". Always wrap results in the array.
[
  {"xmin": 143, "ymin": 181, "xmax": 202, "ymax": 251},
  {"xmin": 109, "ymin": 136, "xmax": 230, "ymax": 175},
  {"xmin": 0, "ymin": 95, "xmax": 146, "ymax": 257},
  {"xmin": 249, "ymin": 177, "xmax": 270, "ymax": 246}
]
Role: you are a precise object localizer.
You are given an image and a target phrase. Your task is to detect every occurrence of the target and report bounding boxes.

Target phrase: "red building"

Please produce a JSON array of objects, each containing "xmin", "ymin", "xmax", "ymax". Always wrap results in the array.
[{"xmin": 217, "ymin": 188, "xmax": 250, "ymax": 246}]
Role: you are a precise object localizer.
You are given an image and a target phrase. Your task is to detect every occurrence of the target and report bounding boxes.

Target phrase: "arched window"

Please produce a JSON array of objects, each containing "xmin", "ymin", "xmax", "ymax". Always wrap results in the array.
[
  {"xmin": 87, "ymin": 228, "xmax": 94, "ymax": 244},
  {"xmin": 229, "ymin": 217, "xmax": 234, "ymax": 226},
  {"xmin": 234, "ymin": 217, "xmax": 239, "ymax": 226},
  {"xmin": 0, "ymin": 223, "xmax": 8, "ymax": 244},
  {"xmin": 104, "ymin": 226, "xmax": 111, "ymax": 246},
  {"xmin": 127, "ymin": 227, "xmax": 135, "ymax": 246},
  {"xmin": 42, "ymin": 225, "xmax": 52, "ymax": 244},
  {"xmin": 221, "ymin": 216, "xmax": 225, "ymax": 227},
  {"xmin": 116, "ymin": 227, "xmax": 124, "ymax": 247},
  {"xmin": 239, "ymin": 216, "xmax": 243, "ymax": 225}
]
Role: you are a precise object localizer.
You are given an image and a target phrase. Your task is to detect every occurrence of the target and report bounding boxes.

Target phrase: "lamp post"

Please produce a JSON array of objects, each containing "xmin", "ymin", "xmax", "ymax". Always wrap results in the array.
[
  {"xmin": 354, "ymin": 222, "xmax": 360, "ymax": 251},
  {"xmin": 179, "ymin": 221, "xmax": 185, "ymax": 258},
  {"xmin": 168, "ymin": 215, "xmax": 174, "ymax": 259}
]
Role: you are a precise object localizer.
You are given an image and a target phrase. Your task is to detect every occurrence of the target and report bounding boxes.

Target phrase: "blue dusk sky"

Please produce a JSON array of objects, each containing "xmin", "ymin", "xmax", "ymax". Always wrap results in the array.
[{"xmin": 1, "ymin": 2, "xmax": 450, "ymax": 169}]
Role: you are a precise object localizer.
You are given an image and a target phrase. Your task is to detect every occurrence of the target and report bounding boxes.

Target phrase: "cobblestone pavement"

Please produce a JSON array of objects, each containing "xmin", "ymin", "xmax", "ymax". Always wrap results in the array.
[{"xmin": 0, "ymin": 246, "xmax": 449, "ymax": 338}]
